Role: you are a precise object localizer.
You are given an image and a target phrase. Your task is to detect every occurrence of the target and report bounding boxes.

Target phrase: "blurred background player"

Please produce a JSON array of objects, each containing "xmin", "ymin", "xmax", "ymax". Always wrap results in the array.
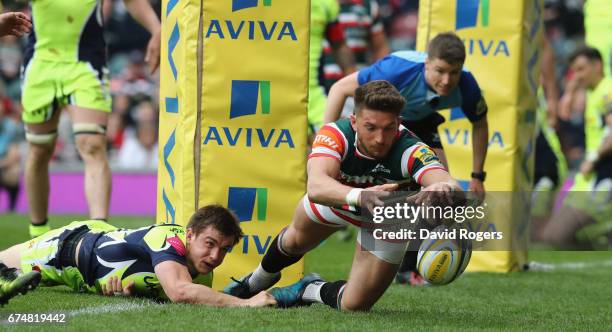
[
  {"xmin": 225, "ymin": 81, "xmax": 463, "ymax": 311},
  {"xmin": 309, "ymin": 0, "xmax": 356, "ymax": 136},
  {"xmin": 0, "ymin": 205, "xmax": 276, "ymax": 307},
  {"xmin": 531, "ymin": 38, "xmax": 568, "ymax": 241},
  {"xmin": 0, "ymin": 97, "xmax": 21, "ymax": 212},
  {"xmin": 324, "ymin": 32, "xmax": 488, "ymax": 285},
  {"xmin": 19, "ymin": 0, "xmax": 161, "ymax": 238},
  {"xmin": 542, "ymin": 46, "xmax": 611, "ymax": 248},
  {"xmin": 0, "ymin": 10, "xmax": 30, "ymax": 213},
  {"xmin": 321, "ymin": 0, "xmax": 390, "ymax": 98}
]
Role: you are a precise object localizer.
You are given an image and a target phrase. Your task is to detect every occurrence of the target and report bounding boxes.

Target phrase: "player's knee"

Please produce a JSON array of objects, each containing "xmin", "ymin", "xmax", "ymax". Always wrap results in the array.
[
  {"xmin": 340, "ymin": 296, "xmax": 373, "ymax": 312},
  {"xmin": 75, "ymin": 133, "xmax": 107, "ymax": 159},
  {"xmin": 26, "ymin": 134, "xmax": 56, "ymax": 161}
]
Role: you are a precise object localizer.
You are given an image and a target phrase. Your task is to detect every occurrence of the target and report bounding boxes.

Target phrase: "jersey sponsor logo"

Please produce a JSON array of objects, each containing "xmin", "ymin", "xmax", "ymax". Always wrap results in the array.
[
  {"xmin": 227, "ymin": 187, "xmax": 268, "ymax": 222},
  {"xmin": 166, "ymin": 236, "xmax": 186, "ymax": 256},
  {"xmin": 313, "ymin": 134, "xmax": 340, "ymax": 150},
  {"xmin": 372, "ymin": 163, "xmax": 391, "ymax": 174},
  {"xmin": 232, "ymin": 0, "xmax": 271, "ymax": 12},
  {"xmin": 203, "ymin": 80, "xmax": 295, "ymax": 149},
  {"xmin": 476, "ymin": 98, "xmax": 488, "ymax": 116},
  {"xmin": 413, "ymin": 147, "xmax": 437, "ymax": 165}
]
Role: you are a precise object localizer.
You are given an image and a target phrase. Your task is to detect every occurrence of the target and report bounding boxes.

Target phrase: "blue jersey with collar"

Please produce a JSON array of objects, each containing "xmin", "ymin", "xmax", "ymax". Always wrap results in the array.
[{"xmin": 357, "ymin": 51, "xmax": 487, "ymax": 122}]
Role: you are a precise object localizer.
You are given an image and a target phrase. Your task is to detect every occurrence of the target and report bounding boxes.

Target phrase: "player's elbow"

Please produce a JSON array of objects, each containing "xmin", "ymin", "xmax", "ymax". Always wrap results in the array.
[
  {"xmin": 165, "ymin": 284, "xmax": 191, "ymax": 303},
  {"xmin": 306, "ymin": 179, "xmax": 325, "ymax": 204}
]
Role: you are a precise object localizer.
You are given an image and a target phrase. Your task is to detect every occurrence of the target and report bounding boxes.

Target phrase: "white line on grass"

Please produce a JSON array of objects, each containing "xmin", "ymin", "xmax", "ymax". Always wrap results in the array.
[
  {"xmin": 528, "ymin": 259, "xmax": 612, "ymax": 271},
  {"xmin": 67, "ymin": 300, "xmax": 157, "ymax": 317}
]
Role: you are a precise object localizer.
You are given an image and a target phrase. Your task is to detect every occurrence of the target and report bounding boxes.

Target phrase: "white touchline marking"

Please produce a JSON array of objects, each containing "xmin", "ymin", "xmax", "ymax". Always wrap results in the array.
[
  {"xmin": 528, "ymin": 259, "xmax": 612, "ymax": 271},
  {"xmin": 67, "ymin": 301, "xmax": 158, "ymax": 317}
]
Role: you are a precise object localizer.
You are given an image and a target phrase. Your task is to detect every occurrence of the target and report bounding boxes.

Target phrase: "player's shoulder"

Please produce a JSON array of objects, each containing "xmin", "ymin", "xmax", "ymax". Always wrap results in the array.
[
  {"xmin": 311, "ymin": 120, "xmax": 353, "ymax": 160},
  {"xmin": 391, "ymin": 126, "xmax": 426, "ymax": 155},
  {"xmin": 458, "ymin": 69, "xmax": 480, "ymax": 91},
  {"xmin": 143, "ymin": 224, "xmax": 187, "ymax": 252}
]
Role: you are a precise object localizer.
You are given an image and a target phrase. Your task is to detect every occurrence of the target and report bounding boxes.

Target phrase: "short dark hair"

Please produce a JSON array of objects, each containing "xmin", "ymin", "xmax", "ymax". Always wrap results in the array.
[
  {"xmin": 187, "ymin": 205, "xmax": 243, "ymax": 245},
  {"xmin": 569, "ymin": 46, "xmax": 603, "ymax": 65},
  {"xmin": 427, "ymin": 32, "xmax": 466, "ymax": 65},
  {"xmin": 354, "ymin": 80, "xmax": 405, "ymax": 115}
]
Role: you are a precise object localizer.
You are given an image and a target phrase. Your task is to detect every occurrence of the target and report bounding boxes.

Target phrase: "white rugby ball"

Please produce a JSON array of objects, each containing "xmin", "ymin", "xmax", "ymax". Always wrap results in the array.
[{"xmin": 417, "ymin": 226, "xmax": 472, "ymax": 285}]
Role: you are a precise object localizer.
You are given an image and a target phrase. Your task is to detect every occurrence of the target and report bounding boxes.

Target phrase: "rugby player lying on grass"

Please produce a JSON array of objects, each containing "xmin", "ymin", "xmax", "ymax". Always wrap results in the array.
[
  {"xmin": 225, "ymin": 80, "xmax": 462, "ymax": 311},
  {"xmin": 0, "ymin": 205, "xmax": 275, "ymax": 307}
]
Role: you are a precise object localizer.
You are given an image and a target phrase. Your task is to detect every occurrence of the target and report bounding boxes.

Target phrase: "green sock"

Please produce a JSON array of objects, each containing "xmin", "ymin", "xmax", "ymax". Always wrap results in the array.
[{"xmin": 29, "ymin": 222, "xmax": 51, "ymax": 239}]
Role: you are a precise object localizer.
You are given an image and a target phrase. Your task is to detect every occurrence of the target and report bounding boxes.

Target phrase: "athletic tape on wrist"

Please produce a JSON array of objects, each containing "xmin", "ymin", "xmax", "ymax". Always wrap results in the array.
[{"xmin": 345, "ymin": 188, "xmax": 363, "ymax": 212}]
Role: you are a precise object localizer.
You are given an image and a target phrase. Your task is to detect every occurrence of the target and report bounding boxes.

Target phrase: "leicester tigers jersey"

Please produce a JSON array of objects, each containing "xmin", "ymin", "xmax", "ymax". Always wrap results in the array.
[
  {"xmin": 78, "ymin": 224, "xmax": 212, "ymax": 300},
  {"xmin": 310, "ymin": 118, "xmax": 446, "ymax": 190}
]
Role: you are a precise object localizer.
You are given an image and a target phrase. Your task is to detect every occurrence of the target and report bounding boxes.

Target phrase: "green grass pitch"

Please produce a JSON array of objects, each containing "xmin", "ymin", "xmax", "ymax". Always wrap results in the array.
[{"xmin": 0, "ymin": 214, "xmax": 611, "ymax": 331}]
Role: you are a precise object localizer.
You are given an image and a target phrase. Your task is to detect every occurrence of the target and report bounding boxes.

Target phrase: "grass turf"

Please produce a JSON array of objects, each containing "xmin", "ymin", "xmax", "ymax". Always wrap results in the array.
[{"xmin": 0, "ymin": 214, "xmax": 611, "ymax": 331}]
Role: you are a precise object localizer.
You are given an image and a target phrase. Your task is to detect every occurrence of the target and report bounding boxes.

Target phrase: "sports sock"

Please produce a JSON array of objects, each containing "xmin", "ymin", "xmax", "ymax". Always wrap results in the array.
[
  {"xmin": 248, "ymin": 263, "xmax": 280, "ymax": 292},
  {"xmin": 315, "ymin": 280, "xmax": 347, "ymax": 309},
  {"xmin": 260, "ymin": 231, "xmax": 303, "ymax": 273},
  {"xmin": 301, "ymin": 280, "xmax": 326, "ymax": 303},
  {"xmin": 249, "ymin": 231, "xmax": 303, "ymax": 291},
  {"xmin": 29, "ymin": 219, "xmax": 51, "ymax": 238},
  {"xmin": 398, "ymin": 250, "xmax": 418, "ymax": 273}
]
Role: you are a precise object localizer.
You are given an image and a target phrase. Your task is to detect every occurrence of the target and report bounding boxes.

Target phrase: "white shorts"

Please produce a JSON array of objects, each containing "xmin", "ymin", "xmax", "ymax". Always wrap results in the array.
[{"xmin": 302, "ymin": 194, "xmax": 409, "ymax": 264}]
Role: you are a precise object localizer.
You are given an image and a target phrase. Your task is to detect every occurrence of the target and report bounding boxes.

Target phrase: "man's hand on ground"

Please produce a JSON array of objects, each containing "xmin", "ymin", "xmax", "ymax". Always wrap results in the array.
[
  {"xmin": 101, "ymin": 276, "xmax": 135, "ymax": 297},
  {"xmin": 245, "ymin": 291, "xmax": 277, "ymax": 307}
]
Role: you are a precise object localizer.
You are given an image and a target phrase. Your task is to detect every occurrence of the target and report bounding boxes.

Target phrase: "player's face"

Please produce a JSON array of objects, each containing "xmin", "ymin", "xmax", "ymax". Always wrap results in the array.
[
  {"xmin": 351, "ymin": 108, "xmax": 400, "ymax": 159},
  {"xmin": 424, "ymin": 57, "xmax": 463, "ymax": 95},
  {"xmin": 570, "ymin": 55, "xmax": 601, "ymax": 89},
  {"xmin": 186, "ymin": 226, "xmax": 235, "ymax": 274}
]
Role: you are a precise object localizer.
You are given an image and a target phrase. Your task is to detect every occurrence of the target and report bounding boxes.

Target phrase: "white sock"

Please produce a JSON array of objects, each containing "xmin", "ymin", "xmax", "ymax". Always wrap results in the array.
[
  {"xmin": 301, "ymin": 281, "xmax": 326, "ymax": 303},
  {"xmin": 248, "ymin": 263, "xmax": 280, "ymax": 291}
]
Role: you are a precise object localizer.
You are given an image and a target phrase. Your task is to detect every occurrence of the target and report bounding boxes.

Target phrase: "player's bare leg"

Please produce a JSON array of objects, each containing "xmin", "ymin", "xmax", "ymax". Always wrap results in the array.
[
  {"xmin": 0, "ymin": 243, "xmax": 27, "ymax": 270},
  {"xmin": 68, "ymin": 106, "xmax": 111, "ymax": 220},
  {"xmin": 24, "ymin": 110, "xmax": 61, "ymax": 236},
  {"xmin": 299, "ymin": 242, "xmax": 399, "ymax": 311}
]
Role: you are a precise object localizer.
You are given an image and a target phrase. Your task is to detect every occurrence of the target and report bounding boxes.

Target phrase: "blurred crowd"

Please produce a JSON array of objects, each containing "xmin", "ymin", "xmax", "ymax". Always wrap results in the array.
[{"xmin": 0, "ymin": 0, "xmax": 603, "ymax": 184}]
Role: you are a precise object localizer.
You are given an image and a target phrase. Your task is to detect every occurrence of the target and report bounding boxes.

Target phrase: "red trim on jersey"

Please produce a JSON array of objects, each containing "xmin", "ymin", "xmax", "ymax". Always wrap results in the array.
[
  {"xmin": 308, "ymin": 153, "xmax": 341, "ymax": 161},
  {"xmin": 416, "ymin": 166, "xmax": 447, "ymax": 184},
  {"xmin": 407, "ymin": 146, "xmax": 419, "ymax": 172},
  {"xmin": 330, "ymin": 208, "xmax": 366, "ymax": 228},
  {"xmin": 309, "ymin": 202, "xmax": 340, "ymax": 226}
]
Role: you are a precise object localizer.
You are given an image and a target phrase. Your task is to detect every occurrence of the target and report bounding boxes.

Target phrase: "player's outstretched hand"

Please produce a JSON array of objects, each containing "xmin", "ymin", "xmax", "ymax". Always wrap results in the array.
[
  {"xmin": 145, "ymin": 29, "xmax": 161, "ymax": 74},
  {"xmin": 101, "ymin": 276, "xmax": 135, "ymax": 297},
  {"xmin": 361, "ymin": 183, "xmax": 398, "ymax": 213},
  {"xmin": 410, "ymin": 181, "xmax": 458, "ymax": 206},
  {"xmin": 245, "ymin": 291, "xmax": 277, "ymax": 307},
  {"xmin": 0, "ymin": 12, "xmax": 31, "ymax": 38}
]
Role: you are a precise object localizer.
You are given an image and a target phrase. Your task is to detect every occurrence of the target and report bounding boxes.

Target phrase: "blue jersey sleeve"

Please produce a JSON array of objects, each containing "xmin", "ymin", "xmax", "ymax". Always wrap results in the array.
[
  {"xmin": 357, "ymin": 54, "xmax": 422, "ymax": 89},
  {"xmin": 458, "ymin": 71, "xmax": 488, "ymax": 122}
]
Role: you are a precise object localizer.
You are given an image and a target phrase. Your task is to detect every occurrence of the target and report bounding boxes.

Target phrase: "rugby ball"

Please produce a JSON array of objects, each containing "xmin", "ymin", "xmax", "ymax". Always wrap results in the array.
[{"xmin": 417, "ymin": 226, "xmax": 472, "ymax": 285}]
